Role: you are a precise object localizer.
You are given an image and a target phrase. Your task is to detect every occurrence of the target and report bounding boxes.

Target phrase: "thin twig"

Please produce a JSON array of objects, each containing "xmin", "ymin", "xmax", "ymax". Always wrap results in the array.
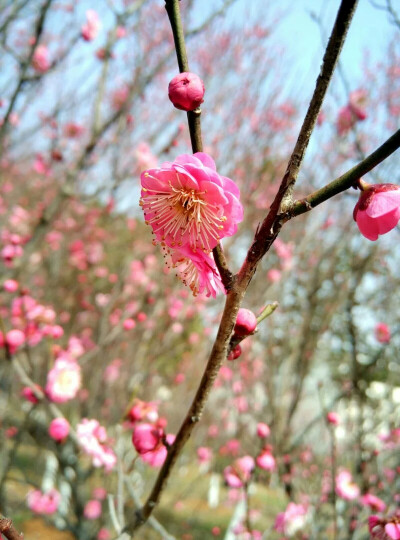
[{"xmin": 289, "ymin": 128, "xmax": 400, "ymax": 217}]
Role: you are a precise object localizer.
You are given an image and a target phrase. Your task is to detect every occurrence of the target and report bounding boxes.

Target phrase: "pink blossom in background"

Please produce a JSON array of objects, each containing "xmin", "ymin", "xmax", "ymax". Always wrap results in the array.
[
  {"xmin": 92, "ymin": 487, "xmax": 107, "ymax": 500},
  {"xmin": 4, "ymin": 329, "xmax": 25, "ymax": 353},
  {"xmin": 27, "ymin": 489, "xmax": 60, "ymax": 515},
  {"xmin": 64, "ymin": 122, "xmax": 85, "ymax": 138},
  {"xmin": 135, "ymin": 142, "xmax": 157, "ymax": 170},
  {"xmin": 84, "ymin": 499, "xmax": 102, "ymax": 520},
  {"xmin": 349, "ymin": 89, "xmax": 368, "ymax": 121},
  {"xmin": 97, "ymin": 529, "xmax": 111, "ymax": 540},
  {"xmin": 353, "ymin": 183, "xmax": 400, "ymax": 241},
  {"xmin": 256, "ymin": 447, "xmax": 276, "ymax": 471},
  {"xmin": 257, "ymin": 422, "xmax": 270, "ymax": 438},
  {"xmin": 326, "ymin": 411, "xmax": 340, "ymax": 425},
  {"xmin": 140, "ymin": 152, "xmax": 243, "ymax": 253},
  {"xmin": 170, "ymin": 246, "xmax": 225, "ymax": 298},
  {"xmin": 375, "ymin": 322, "xmax": 391, "ymax": 343},
  {"xmin": 234, "ymin": 308, "xmax": 257, "ymax": 337},
  {"xmin": 360, "ymin": 493, "xmax": 386, "ymax": 512},
  {"xmin": 140, "ymin": 434, "xmax": 175, "ymax": 468},
  {"xmin": 32, "ymin": 45, "xmax": 50, "ymax": 73},
  {"xmin": 111, "ymin": 85, "xmax": 129, "ymax": 110},
  {"xmin": 81, "ymin": 10, "xmax": 101, "ymax": 41},
  {"xmin": 224, "ymin": 456, "xmax": 255, "ymax": 488},
  {"xmin": 336, "ymin": 105, "xmax": 354, "ymax": 136},
  {"xmin": 335, "ymin": 470, "xmax": 360, "ymax": 500},
  {"xmin": 267, "ymin": 268, "xmax": 281, "ymax": 283},
  {"xmin": 127, "ymin": 399, "xmax": 158, "ymax": 424},
  {"xmin": 197, "ymin": 446, "xmax": 213, "ymax": 464},
  {"xmin": 76, "ymin": 419, "xmax": 116, "ymax": 472},
  {"xmin": 21, "ymin": 385, "xmax": 41, "ymax": 403},
  {"xmin": 3, "ymin": 279, "xmax": 18, "ymax": 292},
  {"xmin": 46, "ymin": 357, "xmax": 81, "ymax": 403},
  {"xmin": 274, "ymin": 502, "xmax": 308, "ymax": 536},
  {"xmin": 168, "ymin": 72, "xmax": 205, "ymax": 111},
  {"xmin": 49, "ymin": 418, "xmax": 70, "ymax": 442}
]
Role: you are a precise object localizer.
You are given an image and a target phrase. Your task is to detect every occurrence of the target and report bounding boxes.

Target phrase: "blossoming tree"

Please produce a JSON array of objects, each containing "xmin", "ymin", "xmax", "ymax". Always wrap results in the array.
[{"xmin": 0, "ymin": 1, "xmax": 400, "ymax": 539}]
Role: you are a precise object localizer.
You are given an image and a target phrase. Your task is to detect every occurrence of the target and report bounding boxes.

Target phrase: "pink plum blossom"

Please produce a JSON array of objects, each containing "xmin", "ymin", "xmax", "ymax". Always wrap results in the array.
[
  {"xmin": 335, "ymin": 470, "xmax": 360, "ymax": 500},
  {"xmin": 274, "ymin": 502, "xmax": 309, "ymax": 536},
  {"xmin": 84, "ymin": 499, "xmax": 102, "ymax": 520},
  {"xmin": 353, "ymin": 183, "xmax": 400, "ymax": 241},
  {"xmin": 5, "ymin": 329, "xmax": 25, "ymax": 353},
  {"xmin": 46, "ymin": 357, "xmax": 81, "ymax": 403},
  {"xmin": 132, "ymin": 423, "xmax": 163, "ymax": 454},
  {"xmin": 48, "ymin": 418, "xmax": 70, "ymax": 442},
  {"xmin": 256, "ymin": 447, "xmax": 276, "ymax": 471},
  {"xmin": 76, "ymin": 419, "xmax": 116, "ymax": 471},
  {"xmin": 375, "ymin": 322, "xmax": 391, "ymax": 343},
  {"xmin": 140, "ymin": 152, "xmax": 243, "ymax": 253},
  {"xmin": 326, "ymin": 411, "xmax": 340, "ymax": 425},
  {"xmin": 170, "ymin": 245, "xmax": 225, "ymax": 298},
  {"xmin": 224, "ymin": 456, "xmax": 255, "ymax": 488},
  {"xmin": 168, "ymin": 72, "xmax": 205, "ymax": 111},
  {"xmin": 27, "ymin": 489, "xmax": 60, "ymax": 515},
  {"xmin": 3, "ymin": 279, "xmax": 18, "ymax": 292},
  {"xmin": 360, "ymin": 493, "xmax": 386, "ymax": 512},
  {"xmin": 256, "ymin": 422, "xmax": 270, "ymax": 438},
  {"xmin": 349, "ymin": 89, "xmax": 368, "ymax": 120},
  {"xmin": 32, "ymin": 45, "xmax": 50, "ymax": 73},
  {"xmin": 81, "ymin": 10, "xmax": 101, "ymax": 41}
]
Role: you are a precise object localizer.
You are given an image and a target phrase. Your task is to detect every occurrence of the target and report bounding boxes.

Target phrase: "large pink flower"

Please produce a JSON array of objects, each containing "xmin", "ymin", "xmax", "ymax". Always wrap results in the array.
[
  {"xmin": 353, "ymin": 183, "xmax": 400, "ymax": 241},
  {"xmin": 140, "ymin": 153, "xmax": 243, "ymax": 253},
  {"xmin": 369, "ymin": 515, "xmax": 400, "ymax": 539}
]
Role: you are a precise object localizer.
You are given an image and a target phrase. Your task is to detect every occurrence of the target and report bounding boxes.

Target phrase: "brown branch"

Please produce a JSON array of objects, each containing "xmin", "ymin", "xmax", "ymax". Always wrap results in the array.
[
  {"xmin": 0, "ymin": 517, "xmax": 23, "ymax": 540},
  {"xmin": 288, "ymin": 128, "xmax": 400, "ymax": 217},
  {"xmin": 238, "ymin": 0, "xmax": 358, "ymax": 286}
]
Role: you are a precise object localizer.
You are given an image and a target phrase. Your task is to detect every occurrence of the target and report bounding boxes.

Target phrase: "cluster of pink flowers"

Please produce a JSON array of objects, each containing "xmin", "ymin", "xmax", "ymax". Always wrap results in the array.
[
  {"xmin": 140, "ymin": 152, "xmax": 243, "ymax": 297},
  {"xmin": 27, "ymin": 488, "xmax": 60, "ymax": 515},
  {"xmin": 76, "ymin": 419, "xmax": 117, "ymax": 472},
  {"xmin": 336, "ymin": 89, "xmax": 367, "ymax": 136},
  {"xmin": 224, "ymin": 455, "xmax": 254, "ymax": 488},
  {"xmin": 1, "ymin": 292, "xmax": 65, "ymax": 356}
]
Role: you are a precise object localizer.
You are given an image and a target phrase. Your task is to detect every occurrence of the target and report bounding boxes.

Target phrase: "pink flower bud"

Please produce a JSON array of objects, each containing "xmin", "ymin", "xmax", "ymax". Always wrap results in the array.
[
  {"xmin": 326, "ymin": 412, "xmax": 340, "ymax": 425},
  {"xmin": 353, "ymin": 183, "xmax": 400, "ymax": 241},
  {"xmin": 3, "ymin": 279, "xmax": 18, "ymax": 292},
  {"xmin": 84, "ymin": 499, "xmax": 102, "ymax": 520},
  {"xmin": 123, "ymin": 318, "xmax": 136, "ymax": 330},
  {"xmin": 256, "ymin": 448, "xmax": 276, "ymax": 471},
  {"xmin": 132, "ymin": 423, "xmax": 162, "ymax": 454},
  {"xmin": 227, "ymin": 344, "xmax": 242, "ymax": 361},
  {"xmin": 375, "ymin": 322, "xmax": 391, "ymax": 343},
  {"xmin": 6, "ymin": 329, "xmax": 25, "ymax": 353},
  {"xmin": 257, "ymin": 422, "xmax": 270, "ymax": 438},
  {"xmin": 233, "ymin": 308, "xmax": 257, "ymax": 337},
  {"xmin": 168, "ymin": 72, "xmax": 205, "ymax": 111},
  {"xmin": 48, "ymin": 417, "xmax": 70, "ymax": 442}
]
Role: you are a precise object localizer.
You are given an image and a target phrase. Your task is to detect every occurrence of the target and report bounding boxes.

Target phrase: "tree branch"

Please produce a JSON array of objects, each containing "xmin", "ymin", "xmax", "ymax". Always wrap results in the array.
[
  {"xmin": 0, "ymin": 517, "xmax": 23, "ymax": 540},
  {"xmin": 238, "ymin": 0, "xmax": 358, "ymax": 286},
  {"xmin": 288, "ymin": 128, "xmax": 400, "ymax": 217}
]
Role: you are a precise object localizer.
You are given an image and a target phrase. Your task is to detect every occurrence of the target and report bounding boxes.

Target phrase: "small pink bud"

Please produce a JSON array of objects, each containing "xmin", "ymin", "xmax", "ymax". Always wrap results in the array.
[
  {"xmin": 257, "ymin": 422, "xmax": 270, "ymax": 438},
  {"xmin": 227, "ymin": 344, "xmax": 242, "ymax": 361},
  {"xmin": 168, "ymin": 72, "xmax": 205, "ymax": 111},
  {"xmin": 6, "ymin": 329, "xmax": 25, "ymax": 352},
  {"xmin": 84, "ymin": 499, "xmax": 102, "ymax": 520},
  {"xmin": 3, "ymin": 279, "xmax": 18, "ymax": 292},
  {"xmin": 326, "ymin": 412, "xmax": 340, "ymax": 425},
  {"xmin": 48, "ymin": 417, "xmax": 70, "ymax": 442},
  {"xmin": 123, "ymin": 318, "xmax": 136, "ymax": 330},
  {"xmin": 375, "ymin": 322, "xmax": 390, "ymax": 343},
  {"xmin": 233, "ymin": 308, "xmax": 257, "ymax": 337},
  {"xmin": 132, "ymin": 423, "xmax": 162, "ymax": 454}
]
